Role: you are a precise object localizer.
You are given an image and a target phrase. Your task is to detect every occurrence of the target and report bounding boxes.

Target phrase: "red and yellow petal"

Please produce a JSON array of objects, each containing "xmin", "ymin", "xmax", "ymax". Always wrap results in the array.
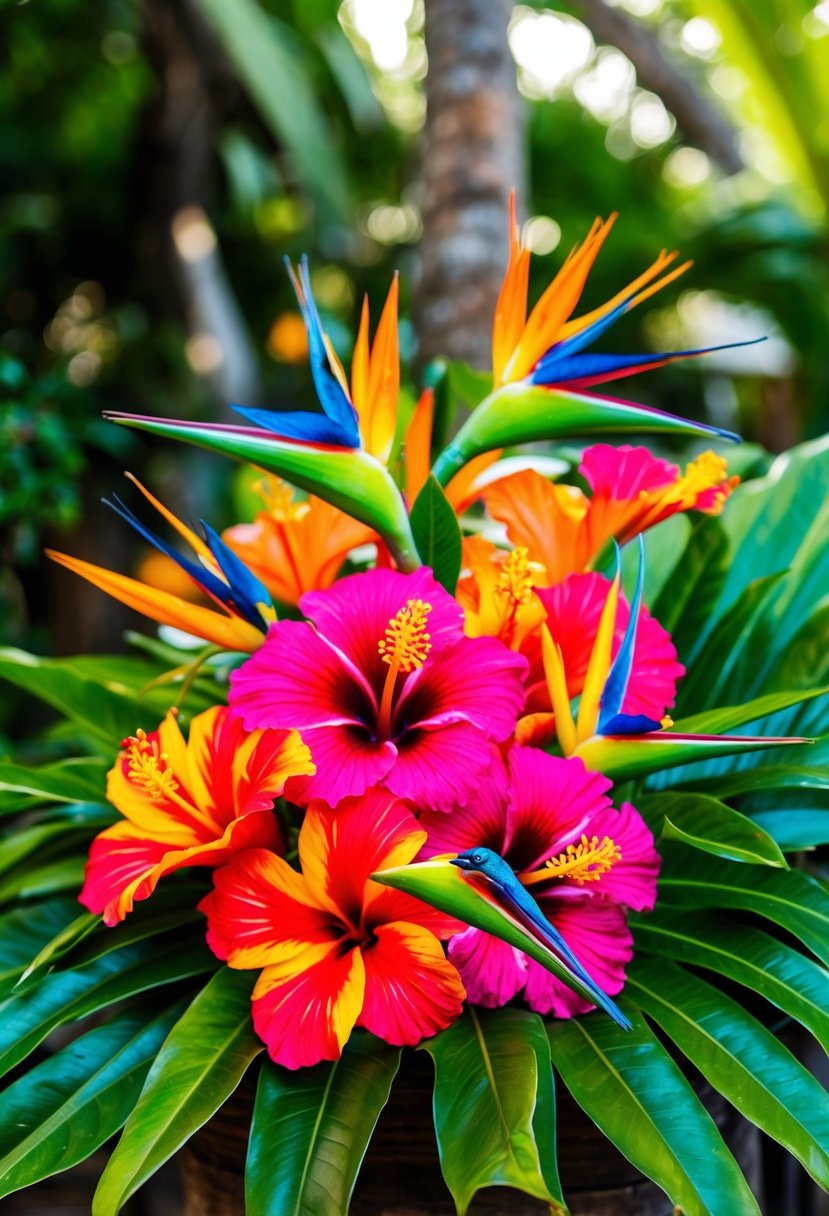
[
  {"xmin": 251, "ymin": 946, "xmax": 366, "ymax": 1068},
  {"xmin": 357, "ymin": 922, "xmax": 465, "ymax": 1045},
  {"xmin": 200, "ymin": 847, "xmax": 340, "ymax": 970}
]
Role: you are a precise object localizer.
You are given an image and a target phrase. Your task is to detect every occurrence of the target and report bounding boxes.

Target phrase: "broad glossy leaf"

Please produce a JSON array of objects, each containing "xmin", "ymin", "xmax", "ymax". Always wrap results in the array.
[
  {"xmin": 637, "ymin": 793, "xmax": 787, "ymax": 867},
  {"xmin": 673, "ymin": 687, "xmax": 827, "ymax": 737},
  {"xmin": 547, "ymin": 1005, "xmax": 759, "ymax": 1216},
  {"xmin": 246, "ymin": 1032, "xmax": 400, "ymax": 1216},
  {"xmin": 0, "ymin": 1001, "xmax": 184, "ymax": 1197},
  {"xmin": 0, "ymin": 932, "xmax": 214, "ymax": 1078},
  {"xmin": 766, "ymin": 602, "xmax": 829, "ymax": 694},
  {"xmin": 424, "ymin": 1007, "xmax": 565, "ymax": 1216},
  {"xmin": 658, "ymin": 851, "xmax": 829, "ymax": 965},
  {"xmin": 0, "ymin": 855, "xmax": 86, "ymax": 903},
  {"xmin": 0, "ymin": 758, "xmax": 107, "ymax": 813},
  {"xmin": 92, "ymin": 967, "xmax": 261, "ymax": 1216},
  {"xmin": 628, "ymin": 959, "xmax": 829, "ymax": 1190},
  {"xmin": 372, "ymin": 858, "xmax": 611, "ymax": 1010},
  {"xmin": 687, "ymin": 765, "xmax": 829, "ymax": 797},
  {"xmin": 0, "ymin": 648, "xmax": 149, "ymax": 749},
  {"xmin": 650, "ymin": 518, "xmax": 730, "ymax": 667},
  {"xmin": 632, "ymin": 908, "xmax": 829, "ymax": 1051},
  {"xmin": 409, "ymin": 476, "xmax": 462, "ymax": 593},
  {"xmin": 674, "ymin": 573, "xmax": 786, "ymax": 715},
  {"xmin": 749, "ymin": 810, "xmax": 829, "ymax": 850},
  {"xmin": 0, "ymin": 821, "xmax": 93, "ymax": 879},
  {"xmin": 0, "ymin": 897, "xmax": 82, "ymax": 997}
]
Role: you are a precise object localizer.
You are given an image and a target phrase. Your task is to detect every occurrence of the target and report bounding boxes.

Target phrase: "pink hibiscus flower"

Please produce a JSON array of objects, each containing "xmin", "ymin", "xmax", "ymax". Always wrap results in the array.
[
  {"xmin": 517, "ymin": 571, "xmax": 683, "ymax": 744},
  {"xmin": 229, "ymin": 567, "xmax": 527, "ymax": 809},
  {"xmin": 418, "ymin": 746, "xmax": 660, "ymax": 1016}
]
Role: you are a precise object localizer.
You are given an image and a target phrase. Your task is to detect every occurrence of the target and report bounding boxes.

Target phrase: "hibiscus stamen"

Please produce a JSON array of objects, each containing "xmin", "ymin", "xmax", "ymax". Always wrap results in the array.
[
  {"xmin": 495, "ymin": 546, "xmax": 534, "ymax": 645},
  {"xmin": 522, "ymin": 833, "xmax": 621, "ymax": 887},
  {"xmin": 123, "ymin": 729, "xmax": 179, "ymax": 801},
  {"xmin": 377, "ymin": 598, "xmax": 432, "ymax": 737}
]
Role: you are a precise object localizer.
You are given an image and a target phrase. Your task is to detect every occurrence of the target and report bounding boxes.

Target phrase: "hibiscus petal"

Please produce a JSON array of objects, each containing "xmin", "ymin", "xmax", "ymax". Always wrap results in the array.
[
  {"xmin": 580, "ymin": 443, "xmax": 676, "ymax": 498},
  {"xmin": 252, "ymin": 946, "xmax": 366, "ymax": 1068},
  {"xmin": 298, "ymin": 791, "xmax": 425, "ymax": 924},
  {"xmin": 522, "ymin": 899, "xmax": 632, "ymax": 1018},
  {"xmin": 199, "ymin": 848, "xmax": 340, "ymax": 970},
  {"xmin": 397, "ymin": 636, "xmax": 527, "ymax": 741},
  {"xmin": 357, "ymin": 922, "xmax": 465, "ymax": 1045},
  {"xmin": 285, "ymin": 725, "xmax": 396, "ymax": 806},
  {"xmin": 385, "ymin": 721, "xmax": 497, "ymax": 811},
  {"xmin": 418, "ymin": 766, "xmax": 510, "ymax": 856},
  {"xmin": 229, "ymin": 619, "xmax": 375, "ymax": 731},
  {"xmin": 577, "ymin": 802, "xmax": 660, "ymax": 911},
  {"xmin": 506, "ymin": 748, "xmax": 613, "ymax": 872},
  {"xmin": 300, "ymin": 567, "xmax": 465, "ymax": 695},
  {"xmin": 447, "ymin": 926, "xmax": 527, "ymax": 1008}
]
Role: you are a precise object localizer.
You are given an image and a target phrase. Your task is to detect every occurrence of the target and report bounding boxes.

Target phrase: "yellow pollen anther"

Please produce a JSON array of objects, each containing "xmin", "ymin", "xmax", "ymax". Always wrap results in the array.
[
  {"xmin": 661, "ymin": 714, "xmax": 674, "ymax": 730},
  {"xmin": 539, "ymin": 833, "xmax": 621, "ymax": 886},
  {"xmin": 378, "ymin": 599, "xmax": 433, "ymax": 673},
  {"xmin": 123, "ymin": 728, "xmax": 179, "ymax": 800},
  {"xmin": 496, "ymin": 547, "xmax": 534, "ymax": 606}
]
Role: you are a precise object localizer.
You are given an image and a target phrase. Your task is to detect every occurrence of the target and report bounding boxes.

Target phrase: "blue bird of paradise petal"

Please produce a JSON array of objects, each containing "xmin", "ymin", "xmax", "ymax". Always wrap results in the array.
[
  {"xmin": 232, "ymin": 256, "xmax": 361, "ymax": 449},
  {"xmin": 530, "ymin": 337, "xmax": 767, "ymax": 389},
  {"xmin": 104, "ymin": 496, "xmax": 273, "ymax": 632}
]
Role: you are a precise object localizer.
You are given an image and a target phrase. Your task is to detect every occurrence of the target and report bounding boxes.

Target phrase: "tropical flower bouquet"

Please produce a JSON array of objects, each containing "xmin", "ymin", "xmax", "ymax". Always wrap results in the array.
[{"xmin": 1, "ymin": 202, "xmax": 828, "ymax": 1215}]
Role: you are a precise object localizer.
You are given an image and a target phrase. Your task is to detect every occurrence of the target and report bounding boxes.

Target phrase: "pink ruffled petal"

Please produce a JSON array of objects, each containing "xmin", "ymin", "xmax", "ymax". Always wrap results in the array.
[
  {"xmin": 229, "ymin": 620, "xmax": 375, "ymax": 732},
  {"xmin": 505, "ymin": 748, "xmax": 613, "ymax": 872},
  {"xmin": 418, "ymin": 769, "xmax": 509, "ymax": 857},
  {"xmin": 447, "ymin": 926, "xmax": 527, "ymax": 1008},
  {"xmin": 357, "ymin": 922, "xmax": 465, "ymax": 1045},
  {"xmin": 284, "ymin": 725, "xmax": 396, "ymax": 806},
  {"xmin": 580, "ymin": 444, "xmax": 676, "ymax": 498},
  {"xmin": 617, "ymin": 601, "xmax": 685, "ymax": 719},
  {"xmin": 523, "ymin": 899, "xmax": 632, "ymax": 1018},
  {"xmin": 397, "ymin": 636, "xmax": 527, "ymax": 742},
  {"xmin": 575, "ymin": 802, "xmax": 660, "ymax": 911},
  {"xmin": 301, "ymin": 567, "xmax": 464, "ymax": 696},
  {"xmin": 252, "ymin": 947, "xmax": 366, "ymax": 1068},
  {"xmin": 384, "ymin": 721, "xmax": 496, "ymax": 811}
]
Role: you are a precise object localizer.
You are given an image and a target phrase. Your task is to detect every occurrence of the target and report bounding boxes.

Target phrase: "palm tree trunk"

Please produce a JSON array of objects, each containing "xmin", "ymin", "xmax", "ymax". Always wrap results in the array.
[{"xmin": 414, "ymin": 0, "xmax": 525, "ymax": 373}]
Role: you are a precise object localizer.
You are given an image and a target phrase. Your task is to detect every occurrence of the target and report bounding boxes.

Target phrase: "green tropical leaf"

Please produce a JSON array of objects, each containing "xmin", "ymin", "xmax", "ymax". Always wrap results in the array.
[
  {"xmin": 0, "ymin": 855, "xmax": 87, "ymax": 903},
  {"xmin": 0, "ymin": 758, "xmax": 107, "ymax": 813},
  {"xmin": 673, "ymin": 687, "xmax": 827, "ymax": 737},
  {"xmin": 749, "ymin": 809, "xmax": 829, "ymax": 850},
  {"xmin": 92, "ymin": 967, "xmax": 261, "ymax": 1216},
  {"xmin": 0, "ymin": 1001, "xmax": 184, "ymax": 1198},
  {"xmin": 628, "ymin": 959, "xmax": 829, "ymax": 1190},
  {"xmin": 686, "ymin": 765, "xmax": 829, "ymax": 797},
  {"xmin": 658, "ymin": 851, "xmax": 829, "ymax": 965},
  {"xmin": 0, "ymin": 649, "xmax": 150, "ymax": 749},
  {"xmin": 637, "ymin": 792, "xmax": 788, "ymax": 867},
  {"xmin": 674, "ymin": 572, "xmax": 786, "ymax": 714},
  {"xmin": 632, "ymin": 908, "xmax": 829, "ymax": 1051},
  {"xmin": 246, "ymin": 1032, "xmax": 401, "ymax": 1216},
  {"xmin": 409, "ymin": 476, "xmax": 462, "ymax": 593},
  {"xmin": 0, "ymin": 933, "xmax": 215, "ymax": 1079},
  {"xmin": 423, "ymin": 1007, "xmax": 565, "ymax": 1216},
  {"xmin": 650, "ymin": 518, "xmax": 730, "ymax": 667},
  {"xmin": 0, "ymin": 897, "xmax": 83, "ymax": 997},
  {"xmin": 547, "ymin": 1006, "xmax": 759, "ymax": 1216}
]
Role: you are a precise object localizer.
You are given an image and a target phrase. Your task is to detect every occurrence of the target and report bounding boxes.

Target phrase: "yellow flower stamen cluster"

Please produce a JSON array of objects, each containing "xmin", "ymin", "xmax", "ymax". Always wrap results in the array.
[
  {"xmin": 496, "ymin": 546, "xmax": 534, "ymax": 607},
  {"xmin": 123, "ymin": 728, "xmax": 179, "ymax": 801},
  {"xmin": 378, "ymin": 599, "xmax": 433, "ymax": 673},
  {"xmin": 255, "ymin": 476, "xmax": 306, "ymax": 522},
  {"xmin": 543, "ymin": 833, "xmax": 621, "ymax": 885}
]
